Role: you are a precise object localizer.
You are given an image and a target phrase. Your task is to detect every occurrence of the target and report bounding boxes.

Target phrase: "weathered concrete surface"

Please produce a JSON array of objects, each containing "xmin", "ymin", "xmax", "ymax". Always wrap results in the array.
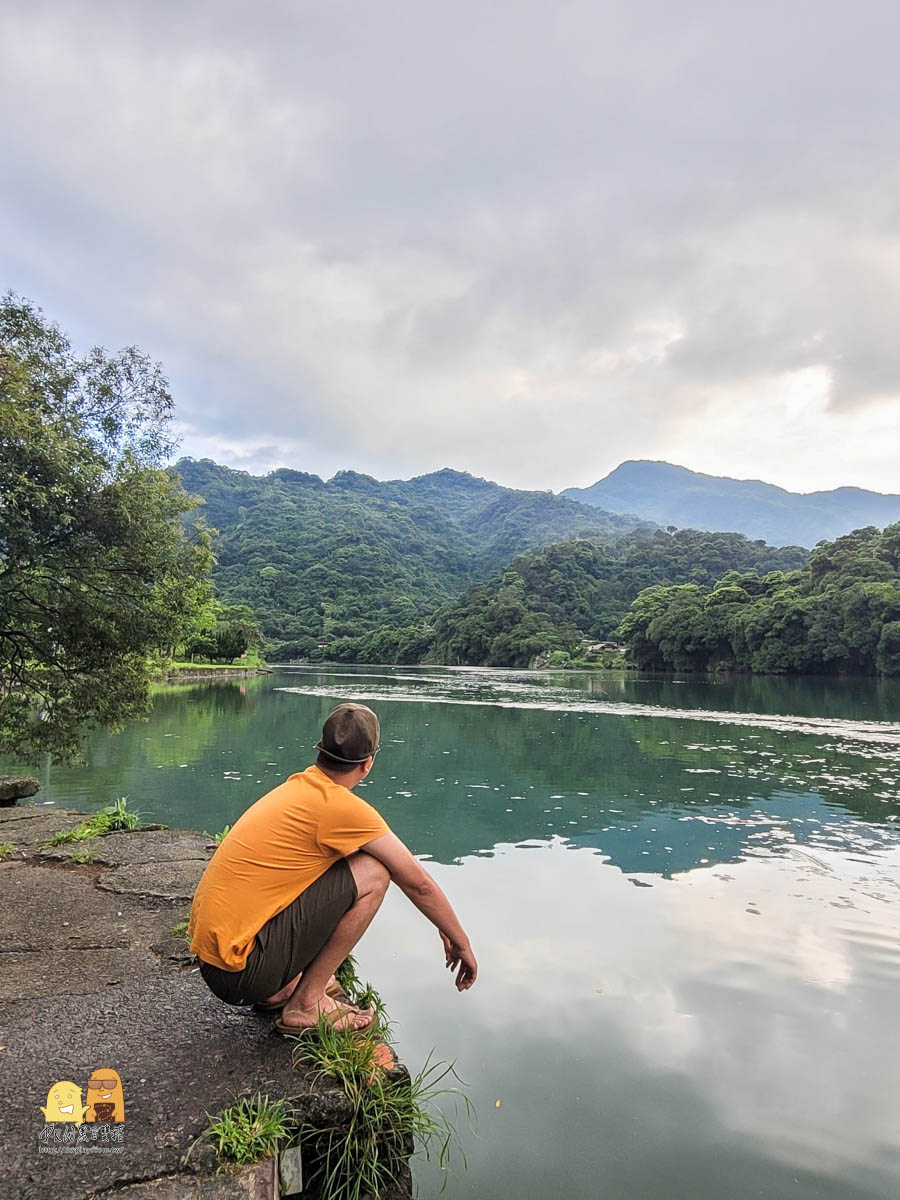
[
  {"xmin": 91, "ymin": 1161, "xmax": 277, "ymax": 1198},
  {"xmin": 0, "ymin": 774, "xmax": 40, "ymax": 804},
  {"xmin": 0, "ymin": 804, "xmax": 89, "ymax": 844},
  {"xmin": 0, "ymin": 807, "xmax": 364, "ymax": 1200},
  {"xmin": 38, "ymin": 829, "xmax": 218, "ymax": 867}
]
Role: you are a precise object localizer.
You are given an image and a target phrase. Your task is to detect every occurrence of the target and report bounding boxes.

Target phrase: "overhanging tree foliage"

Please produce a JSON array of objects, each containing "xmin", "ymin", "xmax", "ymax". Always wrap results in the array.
[{"xmin": 0, "ymin": 294, "xmax": 213, "ymax": 760}]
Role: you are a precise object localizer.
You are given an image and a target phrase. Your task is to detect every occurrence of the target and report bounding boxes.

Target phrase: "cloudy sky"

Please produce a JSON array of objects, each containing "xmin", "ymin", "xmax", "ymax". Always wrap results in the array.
[{"xmin": 2, "ymin": 0, "xmax": 899, "ymax": 494}]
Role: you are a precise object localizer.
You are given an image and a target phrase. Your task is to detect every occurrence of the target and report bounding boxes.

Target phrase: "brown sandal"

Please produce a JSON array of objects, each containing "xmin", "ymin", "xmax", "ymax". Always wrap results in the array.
[
  {"xmin": 274, "ymin": 998, "xmax": 374, "ymax": 1037},
  {"xmin": 253, "ymin": 974, "xmax": 341, "ymax": 1014}
]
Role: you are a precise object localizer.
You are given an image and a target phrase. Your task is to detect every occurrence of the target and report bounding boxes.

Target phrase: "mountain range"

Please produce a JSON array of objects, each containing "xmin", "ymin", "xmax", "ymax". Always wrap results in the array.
[
  {"xmin": 563, "ymin": 460, "xmax": 900, "ymax": 547},
  {"xmin": 174, "ymin": 458, "xmax": 648, "ymax": 657},
  {"xmin": 175, "ymin": 457, "xmax": 898, "ymax": 663}
]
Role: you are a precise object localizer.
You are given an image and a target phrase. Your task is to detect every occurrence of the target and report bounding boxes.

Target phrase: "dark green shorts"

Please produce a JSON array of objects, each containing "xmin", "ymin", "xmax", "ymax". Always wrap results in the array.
[{"xmin": 199, "ymin": 858, "xmax": 357, "ymax": 1006}]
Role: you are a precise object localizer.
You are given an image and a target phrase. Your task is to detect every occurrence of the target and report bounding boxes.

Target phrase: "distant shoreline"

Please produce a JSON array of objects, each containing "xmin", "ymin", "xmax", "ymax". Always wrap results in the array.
[{"xmin": 163, "ymin": 665, "xmax": 270, "ymax": 683}]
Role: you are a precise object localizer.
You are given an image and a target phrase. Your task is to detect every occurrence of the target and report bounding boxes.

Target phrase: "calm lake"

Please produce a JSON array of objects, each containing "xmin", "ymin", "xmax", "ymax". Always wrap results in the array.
[{"xmin": 9, "ymin": 666, "xmax": 900, "ymax": 1199}]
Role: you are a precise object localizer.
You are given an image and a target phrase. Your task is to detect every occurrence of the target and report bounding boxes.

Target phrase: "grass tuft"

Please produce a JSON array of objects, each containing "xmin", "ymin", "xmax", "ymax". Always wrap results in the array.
[
  {"xmin": 43, "ymin": 797, "xmax": 144, "ymax": 846},
  {"xmin": 292, "ymin": 1017, "xmax": 473, "ymax": 1200},
  {"xmin": 68, "ymin": 846, "xmax": 95, "ymax": 864},
  {"xmin": 182, "ymin": 955, "xmax": 471, "ymax": 1196},
  {"xmin": 333, "ymin": 955, "xmax": 390, "ymax": 1032},
  {"xmin": 44, "ymin": 824, "xmax": 92, "ymax": 847},
  {"xmin": 186, "ymin": 1092, "xmax": 295, "ymax": 1168},
  {"xmin": 0, "ymin": 842, "xmax": 14, "ymax": 861},
  {"xmin": 102, "ymin": 796, "xmax": 143, "ymax": 831},
  {"xmin": 171, "ymin": 916, "xmax": 191, "ymax": 940},
  {"xmin": 334, "ymin": 953, "xmax": 359, "ymax": 994},
  {"xmin": 203, "ymin": 824, "xmax": 231, "ymax": 845}
]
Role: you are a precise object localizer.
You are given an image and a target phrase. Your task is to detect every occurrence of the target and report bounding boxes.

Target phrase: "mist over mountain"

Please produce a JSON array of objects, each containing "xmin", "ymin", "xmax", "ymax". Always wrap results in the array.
[{"xmin": 563, "ymin": 461, "xmax": 900, "ymax": 547}]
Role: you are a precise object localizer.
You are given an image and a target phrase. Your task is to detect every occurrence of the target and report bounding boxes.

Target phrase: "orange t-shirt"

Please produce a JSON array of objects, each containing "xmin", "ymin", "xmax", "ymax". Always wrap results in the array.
[{"xmin": 189, "ymin": 765, "xmax": 390, "ymax": 970}]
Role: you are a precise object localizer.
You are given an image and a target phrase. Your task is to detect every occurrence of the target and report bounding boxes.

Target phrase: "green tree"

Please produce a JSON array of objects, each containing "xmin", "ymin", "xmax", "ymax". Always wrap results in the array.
[
  {"xmin": 618, "ymin": 525, "xmax": 900, "ymax": 676},
  {"xmin": 0, "ymin": 294, "xmax": 213, "ymax": 759},
  {"xmin": 214, "ymin": 603, "xmax": 261, "ymax": 661},
  {"xmin": 181, "ymin": 600, "xmax": 262, "ymax": 662},
  {"xmin": 876, "ymin": 621, "xmax": 900, "ymax": 675}
]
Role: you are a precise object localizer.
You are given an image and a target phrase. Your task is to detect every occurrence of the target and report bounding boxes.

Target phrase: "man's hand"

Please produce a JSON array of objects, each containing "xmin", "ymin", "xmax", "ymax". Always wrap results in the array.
[{"xmin": 441, "ymin": 932, "xmax": 478, "ymax": 991}]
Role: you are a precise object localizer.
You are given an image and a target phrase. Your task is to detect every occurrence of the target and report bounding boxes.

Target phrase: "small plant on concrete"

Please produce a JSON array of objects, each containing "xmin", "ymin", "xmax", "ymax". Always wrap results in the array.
[
  {"xmin": 189, "ymin": 1092, "xmax": 296, "ymax": 1167},
  {"xmin": 68, "ymin": 846, "xmax": 95, "ymax": 864},
  {"xmin": 293, "ymin": 1019, "xmax": 472, "ymax": 1200},
  {"xmin": 43, "ymin": 797, "xmax": 144, "ymax": 846},
  {"xmin": 203, "ymin": 824, "xmax": 231, "ymax": 844},
  {"xmin": 333, "ymin": 956, "xmax": 389, "ymax": 1032},
  {"xmin": 352, "ymin": 982, "xmax": 387, "ymax": 1027},
  {"xmin": 171, "ymin": 916, "xmax": 191, "ymax": 940},
  {"xmin": 43, "ymin": 818, "xmax": 96, "ymax": 846},
  {"xmin": 0, "ymin": 842, "xmax": 14, "ymax": 860},
  {"xmin": 102, "ymin": 796, "xmax": 143, "ymax": 831},
  {"xmin": 334, "ymin": 953, "xmax": 359, "ymax": 994}
]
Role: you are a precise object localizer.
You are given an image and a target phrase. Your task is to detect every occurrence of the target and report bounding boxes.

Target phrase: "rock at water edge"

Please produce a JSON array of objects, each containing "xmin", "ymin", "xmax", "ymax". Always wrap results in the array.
[{"xmin": 0, "ymin": 776, "xmax": 40, "ymax": 805}]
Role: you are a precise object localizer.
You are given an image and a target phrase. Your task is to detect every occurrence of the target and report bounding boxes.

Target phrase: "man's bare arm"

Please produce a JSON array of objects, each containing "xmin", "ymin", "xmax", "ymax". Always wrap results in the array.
[{"xmin": 359, "ymin": 832, "xmax": 477, "ymax": 990}]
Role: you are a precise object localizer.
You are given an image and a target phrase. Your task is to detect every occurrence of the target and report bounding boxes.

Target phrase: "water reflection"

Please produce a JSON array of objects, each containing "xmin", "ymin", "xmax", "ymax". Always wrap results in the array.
[
  {"xmin": 367, "ymin": 842, "xmax": 900, "ymax": 1200},
  {"xmin": 4, "ymin": 669, "xmax": 899, "ymax": 883},
  {"xmin": 276, "ymin": 662, "xmax": 900, "ymax": 723},
  {"xmin": 6, "ymin": 666, "xmax": 900, "ymax": 1198}
]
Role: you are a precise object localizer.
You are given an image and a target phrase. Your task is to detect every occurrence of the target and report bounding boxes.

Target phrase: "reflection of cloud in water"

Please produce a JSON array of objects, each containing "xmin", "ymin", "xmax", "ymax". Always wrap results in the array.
[
  {"xmin": 629, "ymin": 844, "xmax": 900, "ymax": 1175},
  {"xmin": 563, "ymin": 791, "xmax": 900, "ymax": 878},
  {"xmin": 362, "ymin": 843, "xmax": 900, "ymax": 1197},
  {"xmin": 276, "ymin": 685, "xmax": 900, "ymax": 752}
]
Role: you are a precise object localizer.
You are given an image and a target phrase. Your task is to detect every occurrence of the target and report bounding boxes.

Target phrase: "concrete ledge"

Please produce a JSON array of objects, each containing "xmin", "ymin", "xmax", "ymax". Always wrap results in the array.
[{"xmin": 2, "ymin": 808, "xmax": 406, "ymax": 1200}]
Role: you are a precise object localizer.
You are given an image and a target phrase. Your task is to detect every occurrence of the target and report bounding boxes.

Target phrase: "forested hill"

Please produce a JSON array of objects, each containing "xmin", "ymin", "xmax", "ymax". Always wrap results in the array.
[
  {"xmin": 618, "ymin": 524, "xmax": 900, "ymax": 676},
  {"xmin": 563, "ymin": 460, "xmax": 900, "ymax": 547},
  {"xmin": 426, "ymin": 530, "xmax": 808, "ymax": 668},
  {"xmin": 174, "ymin": 458, "xmax": 647, "ymax": 659}
]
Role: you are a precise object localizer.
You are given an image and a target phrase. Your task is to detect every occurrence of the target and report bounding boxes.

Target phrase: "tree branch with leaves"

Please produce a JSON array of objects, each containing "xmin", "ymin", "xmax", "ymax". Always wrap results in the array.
[{"xmin": 0, "ymin": 293, "xmax": 214, "ymax": 760}]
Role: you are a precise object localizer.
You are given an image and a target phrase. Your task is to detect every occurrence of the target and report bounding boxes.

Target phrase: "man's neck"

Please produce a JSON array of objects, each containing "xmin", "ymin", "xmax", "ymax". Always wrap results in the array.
[{"xmin": 315, "ymin": 762, "xmax": 364, "ymax": 789}]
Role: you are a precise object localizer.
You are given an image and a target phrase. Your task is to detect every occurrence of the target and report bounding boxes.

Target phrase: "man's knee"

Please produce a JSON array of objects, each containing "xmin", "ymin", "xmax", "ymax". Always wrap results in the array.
[{"xmin": 347, "ymin": 851, "xmax": 390, "ymax": 898}]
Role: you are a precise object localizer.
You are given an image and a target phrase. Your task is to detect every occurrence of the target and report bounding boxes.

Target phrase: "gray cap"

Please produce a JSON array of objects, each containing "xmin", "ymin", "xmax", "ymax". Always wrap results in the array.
[{"xmin": 315, "ymin": 703, "xmax": 381, "ymax": 765}]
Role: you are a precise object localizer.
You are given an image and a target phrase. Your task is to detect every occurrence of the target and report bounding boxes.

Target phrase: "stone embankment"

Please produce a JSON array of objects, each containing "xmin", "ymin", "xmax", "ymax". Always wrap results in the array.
[
  {"xmin": 164, "ymin": 668, "xmax": 271, "ymax": 683},
  {"xmin": 1, "ymin": 806, "xmax": 406, "ymax": 1200}
]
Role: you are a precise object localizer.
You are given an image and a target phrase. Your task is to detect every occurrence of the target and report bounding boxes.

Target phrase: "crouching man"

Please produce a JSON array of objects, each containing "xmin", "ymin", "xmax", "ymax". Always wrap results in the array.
[{"xmin": 189, "ymin": 703, "xmax": 477, "ymax": 1034}]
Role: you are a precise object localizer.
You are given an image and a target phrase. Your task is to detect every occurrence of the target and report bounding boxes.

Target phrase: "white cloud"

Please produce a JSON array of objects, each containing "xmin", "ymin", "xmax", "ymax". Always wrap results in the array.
[{"xmin": 2, "ymin": 0, "xmax": 899, "ymax": 493}]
